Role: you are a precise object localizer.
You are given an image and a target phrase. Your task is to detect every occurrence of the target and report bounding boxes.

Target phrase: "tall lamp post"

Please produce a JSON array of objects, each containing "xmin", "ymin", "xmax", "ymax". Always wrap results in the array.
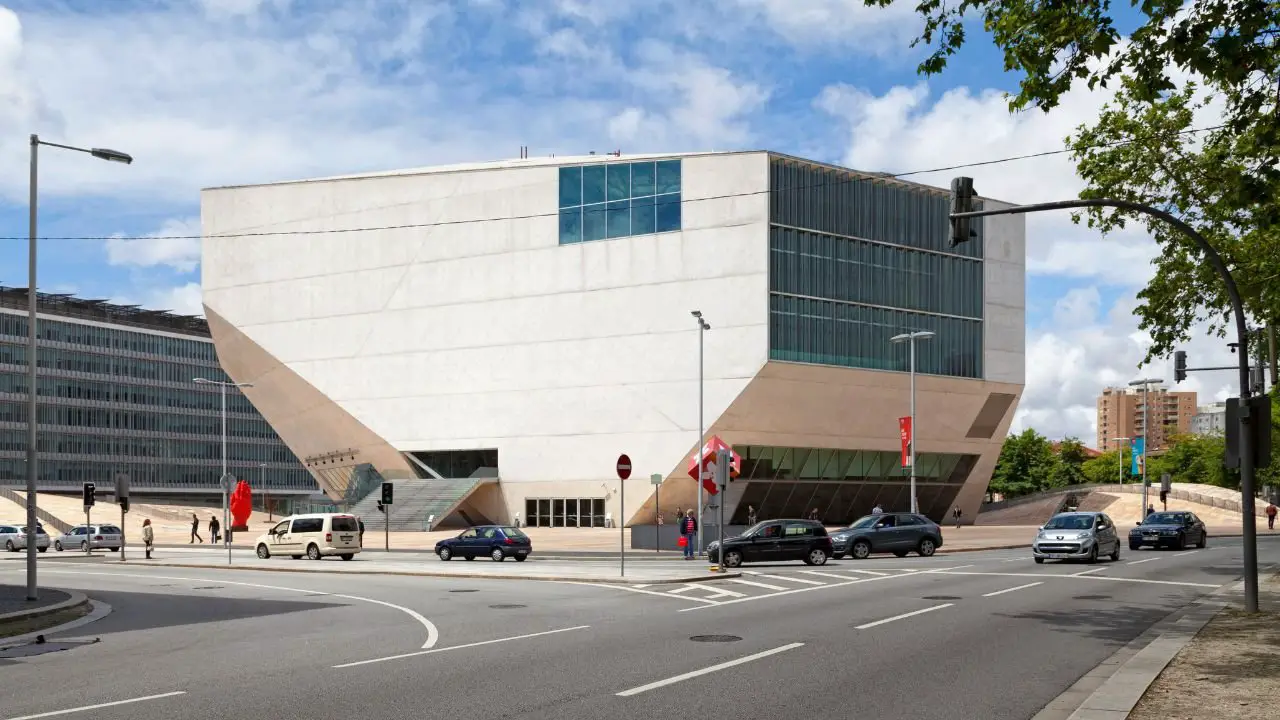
[
  {"xmin": 890, "ymin": 331, "xmax": 935, "ymax": 514},
  {"xmin": 25, "ymin": 135, "xmax": 132, "ymax": 601},
  {"xmin": 1128, "ymin": 379, "xmax": 1164, "ymax": 521},
  {"xmin": 1109, "ymin": 437, "xmax": 1130, "ymax": 485},
  {"xmin": 691, "ymin": 310, "xmax": 711, "ymax": 556},
  {"xmin": 194, "ymin": 377, "xmax": 254, "ymax": 566}
]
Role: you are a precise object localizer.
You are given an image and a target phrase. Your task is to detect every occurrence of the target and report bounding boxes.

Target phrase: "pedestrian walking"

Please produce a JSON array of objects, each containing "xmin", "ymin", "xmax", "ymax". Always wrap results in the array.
[
  {"xmin": 807, "ymin": 507, "xmax": 820, "ymax": 522},
  {"xmin": 142, "ymin": 519, "xmax": 154, "ymax": 559},
  {"xmin": 209, "ymin": 515, "xmax": 221, "ymax": 545},
  {"xmin": 358, "ymin": 517, "xmax": 366, "ymax": 546},
  {"xmin": 746, "ymin": 505, "xmax": 757, "ymax": 526},
  {"xmin": 1266, "ymin": 502, "xmax": 1277, "ymax": 530},
  {"xmin": 680, "ymin": 511, "xmax": 697, "ymax": 560},
  {"xmin": 953, "ymin": 507, "xmax": 963, "ymax": 528},
  {"xmin": 872, "ymin": 504, "xmax": 884, "ymax": 515},
  {"xmin": 1146, "ymin": 504, "xmax": 1155, "ymax": 517},
  {"xmin": 190, "ymin": 513, "xmax": 203, "ymax": 544}
]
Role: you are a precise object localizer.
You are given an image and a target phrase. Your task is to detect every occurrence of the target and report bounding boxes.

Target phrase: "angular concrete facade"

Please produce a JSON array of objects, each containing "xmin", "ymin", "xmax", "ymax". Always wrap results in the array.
[{"xmin": 201, "ymin": 150, "xmax": 1025, "ymax": 528}]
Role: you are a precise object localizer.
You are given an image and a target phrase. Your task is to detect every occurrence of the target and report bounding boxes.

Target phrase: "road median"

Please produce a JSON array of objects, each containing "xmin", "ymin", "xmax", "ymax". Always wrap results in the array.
[{"xmin": 0, "ymin": 588, "xmax": 91, "ymax": 641}]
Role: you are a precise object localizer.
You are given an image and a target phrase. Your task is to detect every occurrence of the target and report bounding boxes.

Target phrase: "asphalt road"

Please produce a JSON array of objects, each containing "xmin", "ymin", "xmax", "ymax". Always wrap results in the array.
[{"xmin": 1, "ymin": 537, "xmax": 1275, "ymax": 720}]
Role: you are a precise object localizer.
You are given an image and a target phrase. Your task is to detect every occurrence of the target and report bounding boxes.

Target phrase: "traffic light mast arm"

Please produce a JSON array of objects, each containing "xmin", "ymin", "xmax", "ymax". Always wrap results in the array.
[{"xmin": 949, "ymin": 187, "xmax": 1261, "ymax": 612}]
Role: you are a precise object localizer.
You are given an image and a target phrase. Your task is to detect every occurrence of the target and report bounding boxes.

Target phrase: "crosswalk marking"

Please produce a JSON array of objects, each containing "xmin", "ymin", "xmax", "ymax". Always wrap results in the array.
[
  {"xmin": 727, "ymin": 578, "xmax": 789, "ymax": 591},
  {"xmin": 745, "ymin": 571, "xmax": 824, "ymax": 585},
  {"xmin": 702, "ymin": 587, "xmax": 747, "ymax": 599},
  {"xmin": 667, "ymin": 586, "xmax": 700, "ymax": 595},
  {"xmin": 846, "ymin": 569, "xmax": 889, "ymax": 576},
  {"xmin": 797, "ymin": 570, "xmax": 852, "ymax": 581}
]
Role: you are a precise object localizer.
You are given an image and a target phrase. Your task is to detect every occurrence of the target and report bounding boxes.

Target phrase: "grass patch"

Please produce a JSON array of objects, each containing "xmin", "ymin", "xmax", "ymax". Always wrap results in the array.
[{"xmin": 0, "ymin": 602, "xmax": 92, "ymax": 640}]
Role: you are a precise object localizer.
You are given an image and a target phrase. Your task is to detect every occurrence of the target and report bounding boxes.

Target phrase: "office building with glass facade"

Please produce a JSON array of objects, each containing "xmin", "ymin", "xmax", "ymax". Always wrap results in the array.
[
  {"xmin": 0, "ymin": 287, "xmax": 316, "ymax": 505},
  {"xmin": 200, "ymin": 150, "xmax": 1024, "ymax": 529}
]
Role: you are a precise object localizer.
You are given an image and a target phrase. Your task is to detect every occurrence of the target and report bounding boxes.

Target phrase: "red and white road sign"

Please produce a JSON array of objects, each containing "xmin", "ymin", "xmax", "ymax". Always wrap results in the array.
[
  {"xmin": 688, "ymin": 436, "xmax": 740, "ymax": 495},
  {"xmin": 616, "ymin": 454, "xmax": 632, "ymax": 480}
]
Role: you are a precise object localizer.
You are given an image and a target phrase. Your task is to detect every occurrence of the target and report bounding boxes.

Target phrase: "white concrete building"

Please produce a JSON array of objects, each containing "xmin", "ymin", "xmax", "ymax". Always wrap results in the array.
[
  {"xmin": 1191, "ymin": 402, "xmax": 1228, "ymax": 436},
  {"xmin": 201, "ymin": 151, "xmax": 1026, "ymax": 531}
]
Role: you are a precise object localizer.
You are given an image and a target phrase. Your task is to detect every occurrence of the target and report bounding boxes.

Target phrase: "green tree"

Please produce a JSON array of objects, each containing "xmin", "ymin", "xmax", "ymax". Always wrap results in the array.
[
  {"xmin": 990, "ymin": 429, "xmax": 1058, "ymax": 497},
  {"xmin": 1082, "ymin": 448, "xmax": 1131, "ymax": 485},
  {"xmin": 1051, "ymin": 437, "xmax": 1091, "ymax": 488},
  {"xmin": 1156, "ymin": 433, "xmax": 1234, "ymax": 488}
]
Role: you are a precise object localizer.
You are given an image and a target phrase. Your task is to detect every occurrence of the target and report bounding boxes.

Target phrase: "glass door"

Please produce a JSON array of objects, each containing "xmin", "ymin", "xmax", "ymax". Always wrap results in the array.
[
  {"xmin": 592, "ymin": 499, "xmax": 606, "ymax": 527},
  {"xmin": 565, "ymin": 499, "xmax": 578, "ymax": 527},
  {"xmin": 525, "ymin": 499, "xmax": 537, "ymax": 527},
  {"xmin": 537, "ymin": 499, "xmax": 551, "ymax": 527},
  {"xmin": 552, "ymin": 499, "xmax": 565, "ymax": 527}
]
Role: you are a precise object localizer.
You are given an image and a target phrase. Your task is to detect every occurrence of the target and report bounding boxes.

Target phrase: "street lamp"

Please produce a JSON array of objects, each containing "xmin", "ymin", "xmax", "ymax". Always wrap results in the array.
[
  {"xmin": 194, "ymin": 377, "xmax": 254, "ymax": 566},
  {"xmin": 1128, "ymin": 378, "xmax": 1164, "ymax": 520},
  {"xmin": 890, "ymin": 330, "xmax": 935, "ymax": 514},
  {"xmin": 1109, "ymin": 437, "xmax": 1130, "ymax": 485},
  {"xmin": 24, "ymin": 135, "xmax": 132, "ymax": 601},
  {"xmin": 691, "ymin": 310, "xmax": 711, "ymax": 556}
]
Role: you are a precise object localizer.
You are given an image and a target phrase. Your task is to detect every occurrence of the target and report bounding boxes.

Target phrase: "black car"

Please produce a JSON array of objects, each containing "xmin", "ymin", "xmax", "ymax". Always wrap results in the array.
[
  {"xmin": 830, "ymin": 513, "xmax": 944, "ymax": 559},
  {"xmin": 1129, "ymin": 511, "xmax": 1207, "ymax": 550},
  {"xmin": 705, "ymin": 519, "xmax": 834, "ymax": 568},
  {"xmin": 436, "ymin": 525, "xmax": 532, "ymax": 562}
]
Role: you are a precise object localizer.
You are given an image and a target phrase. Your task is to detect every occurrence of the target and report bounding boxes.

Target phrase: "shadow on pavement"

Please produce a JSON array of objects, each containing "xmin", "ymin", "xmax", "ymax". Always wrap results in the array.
[{"xmin": 993, "ymin": 602, "xmax": 1178, "ymax": 643}]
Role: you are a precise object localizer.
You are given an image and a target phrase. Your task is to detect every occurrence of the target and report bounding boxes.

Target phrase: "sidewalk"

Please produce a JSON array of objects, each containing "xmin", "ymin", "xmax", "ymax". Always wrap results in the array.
[{"xmin": 1128, "ymin": 572, "xmax": 1280, "ymax": 719}]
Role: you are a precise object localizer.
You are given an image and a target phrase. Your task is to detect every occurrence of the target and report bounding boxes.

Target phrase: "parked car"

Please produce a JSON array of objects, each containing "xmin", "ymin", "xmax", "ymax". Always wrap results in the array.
[
  {"xmin": 830, "ymin": 513, "xmax": 944, "ymax": 560},
  {"xmin": 1129, "ymin": 511, "xmax": 1207, "ymax": 551},
  {"xmin": 1, "ymin": 523, "xmax": 49, "ymax": 552},
  {"xmin": 55, "ymin": 524, "xmax": 122, "ymax": 552},
  {"xmin": 436, "ymin": 525, "xmax": 532, "ymax": 562},
  {"xmin": 1033, "ymin": 512, "xmax": 1121, "ymax": 564},
  {"xmin": 705, "ymin": 519, "xmax": 834, "ymax": 568},
  {"xmin": 255, "ymin": 513, "xmax": 362, "ymax": 561}
]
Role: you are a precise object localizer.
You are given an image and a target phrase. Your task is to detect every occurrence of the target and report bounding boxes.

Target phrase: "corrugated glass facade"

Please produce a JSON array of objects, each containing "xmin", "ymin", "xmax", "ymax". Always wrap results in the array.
[
  {"xmin": 558, "ymin": 159, "xmax": 681, "ymax": 244},
  {"xmin": 0, "ymin": 306, "xmax": 315, "ymax": 494},
  {"xmin": 768, "ymin": 157, "xmax": 985, "ymax": 379}
]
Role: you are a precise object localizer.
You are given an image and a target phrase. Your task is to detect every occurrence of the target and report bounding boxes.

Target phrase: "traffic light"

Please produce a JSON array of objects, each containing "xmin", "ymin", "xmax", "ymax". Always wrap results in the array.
[
  {"xmin": 381, "ymin": 482, "xmax": 394, "ymax": 506},
  {"xmin": 82, "ymin": 482, "xmax": 95, "ymax": 508},
  {"xmin": 120, "ymin": 497, "xmax": 130, "ymax": 513},
  {"xmin": 1174, "ymin": 350, "xmax": 1187, "ymax": 383},
  {"xmin": 949, "ymin": 176, "xmax": 977, "ymax": 247}
]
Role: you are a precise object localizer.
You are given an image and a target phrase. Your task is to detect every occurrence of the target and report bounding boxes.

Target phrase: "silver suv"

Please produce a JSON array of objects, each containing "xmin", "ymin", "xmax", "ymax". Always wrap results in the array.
[{"xmin": 1033, "ymin": 512, "xmax": 1121, "ymax": 564}]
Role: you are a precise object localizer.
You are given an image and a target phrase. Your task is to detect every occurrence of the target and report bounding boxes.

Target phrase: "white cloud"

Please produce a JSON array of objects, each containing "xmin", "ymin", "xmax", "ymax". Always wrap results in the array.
[
  {"xmin": 731, "ymin": 0, "xmax": 919, "ymax": 54},
  {"xmin": 147, "ymin": 282, "xmax": 204, "ymax": 317},
  {"xmin": 104, "ymin": 218, "xmax": 201, "ymax": 272}
]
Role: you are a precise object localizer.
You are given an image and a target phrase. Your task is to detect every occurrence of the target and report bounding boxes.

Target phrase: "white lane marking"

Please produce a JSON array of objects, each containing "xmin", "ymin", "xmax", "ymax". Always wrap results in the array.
[
  {"xmin": 4, "ymin": 691, "xmax": 186, "ymax": 720},
  {"xmin": 845, "ymin": 569, "xmax": 889, "ymax": 576},
  {"xmin": 632, "ymin": 584, "xmax": 651, "ymax": 589},
  {"xmin": 334, "ymin": 625, "xmax": 590, "ymax": 669},
  {"xmin": 932, "ymin": 570, "xmax": 1220, "ymax": 589},
  {"xmin": 726, "ymin": 578, "xmax": 789, "ymax": 591},
  {"xmin": 1003, "ymin": 558, "xmax": 1024, "ymax": 563},
  {"xmin": 745, "ymin": 571, "xmax": 824, "ymax": 585},
  {"xmin": 1178, "ymin": 550, "xmax": 1201, "ymax": 556},
  {"xmin": 667, "ymin": 586, "xmax": 699, "ymax": 595},
  {"xmin": 40, "ymin": 568, "xmax": 440, "ymax": 649},
  {"xmin": 982, "ymin": 582, "xmax": 1043, "ymax": 598},
  {"xmin": 856, "ymin": 603, "xmax": 953, "ymax": 630},
  {"xmin": 1127, "ymin": 557, "xmax": 1160, "ymax": 565},
  {"xmin": 700, "ymin": 586, "xmax": 747, "ymax": 598},
  {"xmin": 616, "ymin": 642, "xmax": 805, "ymax": 697},
  {"xmin": 797, "ymin": 570, "xmax": 852, "ymax": 581},
  {"xmin": 1071, "ymin": 567, "xmax": 1108, "ymax": 577},
  {"xmin": 680, "ymin": 565, "xmax": 974, "ymax": 613},
  {"xmin": 555, "ymin": 581, "xmax": 721, "ymax": 605}
]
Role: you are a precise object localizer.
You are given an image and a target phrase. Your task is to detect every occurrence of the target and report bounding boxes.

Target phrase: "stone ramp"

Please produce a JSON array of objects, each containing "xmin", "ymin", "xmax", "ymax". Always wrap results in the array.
[{"xmin": 977, "ymin": 495, "xmax": 1066, "ymax": 526}]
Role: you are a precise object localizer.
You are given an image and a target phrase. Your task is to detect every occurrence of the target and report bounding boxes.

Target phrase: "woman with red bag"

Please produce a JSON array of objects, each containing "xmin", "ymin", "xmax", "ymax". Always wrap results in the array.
[{"xmin": 679, "ymin": 510, "xmax": 697, "ymax": 560}]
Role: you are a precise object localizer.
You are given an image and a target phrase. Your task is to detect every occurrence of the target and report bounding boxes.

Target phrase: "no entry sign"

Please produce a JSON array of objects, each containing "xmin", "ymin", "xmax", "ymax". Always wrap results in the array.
[{"xmin": 616, "ymin": 454, "xmax": 632, "ymax": 480}]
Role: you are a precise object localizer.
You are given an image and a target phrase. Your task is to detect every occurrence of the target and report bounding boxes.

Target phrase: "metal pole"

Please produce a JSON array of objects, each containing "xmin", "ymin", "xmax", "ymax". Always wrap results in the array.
[
  {"xmin": 1118, "ymin": 442, "xmax": 1123, "ymax": 485},
  {"xmin": 221, "ymin": 383, "xmax": 230, "ymax": 565},
  {"xmin": 909, "ymin": 337, "xmax": 918, "ymax": 514},
  {"xmin": 620, "ymin": 477, "xmax": 625, "ymax": 577},
  {"xmin": 953, "ymin": 196, "xmax": 1260, "ymax": 612},
  {"xmin": 1141, "ymin": 384, "xmax": 1149, "ymax": 519},
  {"xmin": 697, "ymin": 324, "xmax": 704, "ymax": 557},
  {"xmin": 120, "ymin": 505, "xmax": 126, "ymax": 562},
  {"xmin": 717, "ymin": 452, "xmax": 725, "ymax": 573},
  {"xmin": 25, "ymin": 135, "xmax": 38, "ymax": 600},
  {"xmin": 384, "ymin": 514, "xmax": 388, "ymax": 552},
  {"xmin": 655, "ymin": 483, "xmax": 660, "ymax": 554},
  {"xmin": 84, "ymin": 506, "xmax": 90, "ymax": 555}
]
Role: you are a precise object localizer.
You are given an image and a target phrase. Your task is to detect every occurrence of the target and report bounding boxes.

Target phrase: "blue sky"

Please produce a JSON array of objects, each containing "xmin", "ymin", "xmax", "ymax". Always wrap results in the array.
[{"xmin": 0, "ymin": 0, "xmax": 1236, "ymax": 442}]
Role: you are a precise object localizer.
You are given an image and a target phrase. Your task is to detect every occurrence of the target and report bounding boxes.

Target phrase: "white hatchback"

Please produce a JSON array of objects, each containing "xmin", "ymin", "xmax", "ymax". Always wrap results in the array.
[
  {"xmin": 254, "ymin": 513, "xmax": 362, "ymax": 561},
  {"xmin": 55, "ymin": 524, "xmax": 123, "ymax": 552},
  {"xmin": 1, "ymin": 524, "xmax": 50, "ymax": 552}
]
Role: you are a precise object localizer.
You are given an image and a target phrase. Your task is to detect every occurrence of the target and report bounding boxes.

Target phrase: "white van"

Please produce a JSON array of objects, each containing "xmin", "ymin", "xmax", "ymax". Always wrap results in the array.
[{"xmin": 254, "ymin": 513, "xmax": 362, "ymax": 561}]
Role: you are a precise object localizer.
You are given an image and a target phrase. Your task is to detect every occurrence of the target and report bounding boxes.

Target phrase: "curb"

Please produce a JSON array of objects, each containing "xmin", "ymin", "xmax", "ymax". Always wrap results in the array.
[
  {"xmin": 98, "ymin": 560, "xmax": 741, "ymax": 585},
  {"xmin": 1031, "ymin": 572, "xmax": 1261, "ymax": 720},
  {"xmin": 0, "ymin": 589, "xmax": 89, "ymax": 626},
  {"xmin": 0, "ymin": 599, "xmax": 112, "ymax": 650},
  {"xmin": 937, "ymin": 543, "xmax": 1029, "ymax": 554}
]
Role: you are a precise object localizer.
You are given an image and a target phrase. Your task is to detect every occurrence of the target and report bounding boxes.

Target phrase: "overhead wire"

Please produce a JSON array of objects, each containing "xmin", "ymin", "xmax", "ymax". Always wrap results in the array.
[{"xmin": 0, "ymin": 123, "xmax": 1226, "ymax": 242}]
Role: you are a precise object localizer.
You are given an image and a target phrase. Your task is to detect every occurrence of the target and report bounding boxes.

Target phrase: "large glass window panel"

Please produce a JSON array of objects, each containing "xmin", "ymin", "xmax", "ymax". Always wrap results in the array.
[
  {"xmin": 592, "ymin": 499, "xmax": 605, "ymax": 527},
  {"xmin": 631, "ymin": 195, "xmax": 656, "ymax": 236},
  {"xmin": 606, "ymin": 200, "xmax": 631, "ymax": 238},
  {"xmin": 559, "ymin": 208, "xmax": 583, "ymax": 244},
  {"xmin": 583, "ymin": 205, "xmax": 607, "ymax": 242},
  {"xmin": 655, "ymin": 193, "xmax": 681, "ymax": 233},
  {"xmin": 558, "ymin": 167, "xmax": 582, "ymax": 208},
  {"xmin": 656, "ymin": 160, "xmax": 681, "ymax": 194},
  {"xmin": 631, "ymin": 161, "xmax": 656, "ymax": 196},
  {"xmin": 552, "ymin": 499, "xmax": 565, "ymax": 527},
  {"xmin": 582, "ymin": 165, "xmax": 607, "ymax": 205},
  {"xmin": 537, "ymin": 499, "xmax": 551, "ymax": 527},
  {"xmin": 565, "ymin": 499, "xmax": 578, "ymax": 527},
  {"xmin": 606, "ymin": 164, "xmax": 630, "ymax": 202}
]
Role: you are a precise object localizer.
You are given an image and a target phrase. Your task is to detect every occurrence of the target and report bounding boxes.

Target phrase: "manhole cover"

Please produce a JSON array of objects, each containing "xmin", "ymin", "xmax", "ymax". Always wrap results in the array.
[
  {"xmin": 690, "ymin": 635, "xmax": 742, "ymax": 643},
  {"xmin": 922, "ymin": 595, "xmax": 961, "ymax": 600},
  {"xmin": 449, "ymin": 589, "xmax": 478, "ymax": 593},
  {"xmin": 489, "ymin": 604, "xmax": 526, "ymax": 609},
  {"xmin": 193, "ymin": 586, "xmax": 224, "ymax": 590},
  {"xmin": 1073, "ymin": 595, "xmax": 1110, "ymax": 601}
]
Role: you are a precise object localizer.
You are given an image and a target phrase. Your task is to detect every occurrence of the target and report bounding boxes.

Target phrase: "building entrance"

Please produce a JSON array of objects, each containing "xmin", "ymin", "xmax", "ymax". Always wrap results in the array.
[{"xmin": 524, "ymin": 498, "xmax": 607, "ymax": 527}]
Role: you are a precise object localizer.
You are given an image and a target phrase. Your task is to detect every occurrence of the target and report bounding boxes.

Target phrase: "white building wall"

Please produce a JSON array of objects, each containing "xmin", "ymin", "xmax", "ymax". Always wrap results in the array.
[
  {"xmin": 203, "ymin": 153, "xmax": 772, "ymax": 504},
  {"xmin": 980, "ymin": 200, "xmax": 1026, "ymax": 385}
]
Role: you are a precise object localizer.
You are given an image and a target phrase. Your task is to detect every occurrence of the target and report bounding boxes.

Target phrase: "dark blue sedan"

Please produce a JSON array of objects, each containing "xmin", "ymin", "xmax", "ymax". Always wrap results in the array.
[
  {"xmin": 436, "ymin": 525, "xmax": 532, "ymax": 562},
  {"xmin": 1129, "ymin": 511, "xmax": 1207, "ymax": 551}
]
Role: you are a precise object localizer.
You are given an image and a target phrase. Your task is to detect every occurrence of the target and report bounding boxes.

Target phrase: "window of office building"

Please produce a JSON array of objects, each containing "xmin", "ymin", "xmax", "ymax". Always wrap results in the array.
[
  {"xmin": 523, "ymin": 498, "xmax": 607, "ymax": 527},
  {"xmin": 558, "ymin": 159, "xmax": 682, "ymax": 244}
]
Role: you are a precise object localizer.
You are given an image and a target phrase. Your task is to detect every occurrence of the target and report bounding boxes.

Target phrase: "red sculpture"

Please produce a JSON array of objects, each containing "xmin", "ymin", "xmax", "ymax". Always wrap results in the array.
[{"xmin": 230, "ymin": 479, "xmax": 253, "ymax": 531}]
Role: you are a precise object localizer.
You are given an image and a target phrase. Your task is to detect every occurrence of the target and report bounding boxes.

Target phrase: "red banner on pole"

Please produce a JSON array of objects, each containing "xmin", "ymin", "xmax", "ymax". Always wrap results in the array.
[{"xmin": 899, "ymin": 417, "xmax": 913, "ymax": 469}]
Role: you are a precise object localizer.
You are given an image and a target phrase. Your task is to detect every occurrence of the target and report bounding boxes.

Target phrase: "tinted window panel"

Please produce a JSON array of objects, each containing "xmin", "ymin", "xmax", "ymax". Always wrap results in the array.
[
  {"xmin": 606, "ymin": 200, "xmax": 631, "ymax": 238},
  {"xmin": 606, "ymin": 164, "xmax": 630, "ymax": 201},
  {"xmin": 631, "ymin": 162, "xmax": 656, "ymax": 196},
  {"xmin": 559, "ymin": 208, "xmax": 582, "ymax": 244},
  {"xmin": 558, "ymin": 166, "xmax": 581, "ymax": 208},
  {"xmin": 582, "ymin": 165, "xmax": 607, "ymax": 205},
  {"xmin": 583, "ymin": 205, "xmax": 607, "ymax": 242},
  {"xmin": 331, "ymin": 517, "xmax": 358, "ymax": 532},
  {"xmin": 655, "ymin": 193, "xmax": 681, "ymax": 233},
  {"xmin": 656, "ymin": 160, "xmax": 681, "ymax": 194}
]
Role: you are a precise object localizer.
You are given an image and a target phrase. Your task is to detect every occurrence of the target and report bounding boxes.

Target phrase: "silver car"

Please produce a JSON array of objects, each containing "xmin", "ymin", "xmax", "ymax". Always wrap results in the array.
[
  {"xmin": 54, "ymin": 524, "xmax": 123, "ymax": 552},
  {"xmin": 1, "ymin": 523, "xmax": 50, "ymax": 552},
  {"xmin": 1032, "ymin": 512, "xmax": 1121, "ymax": 564}
]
